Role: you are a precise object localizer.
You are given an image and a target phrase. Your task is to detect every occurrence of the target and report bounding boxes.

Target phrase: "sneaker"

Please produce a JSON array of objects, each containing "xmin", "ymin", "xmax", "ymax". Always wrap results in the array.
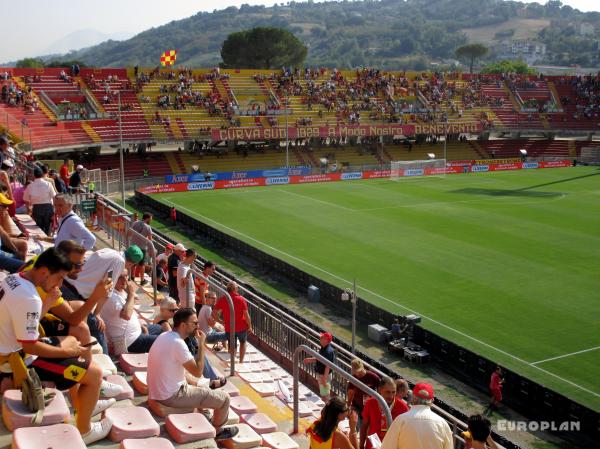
[
  {"xmin": 216, "ymin": 426, "xmax": 239, "ymax": 440},
  {"xmin": 92, "ymin": 398, "xmax": 116, "ymax": 417},
  {"xmin": 82, "ymin": 417, "xmax": 113, "ymax": 444},
  {"xmin": 100, "ymin": 380, "xmax": 124, "ymax": 398}
]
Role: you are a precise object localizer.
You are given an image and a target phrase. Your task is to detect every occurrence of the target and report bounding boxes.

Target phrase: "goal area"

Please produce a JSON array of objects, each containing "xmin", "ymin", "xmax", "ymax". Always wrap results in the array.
[{"xmin": 390, "ymin": 159, "xmax": 447, "ymax": 180}]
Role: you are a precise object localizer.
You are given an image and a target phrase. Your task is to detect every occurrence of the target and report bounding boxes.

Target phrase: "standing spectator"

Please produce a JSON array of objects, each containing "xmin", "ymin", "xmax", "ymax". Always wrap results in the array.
[
  {"xmin": 194, "ymin": 261, "xmax": 216, "ymax": 314},
  {"xmin": 347, "ymin": 359, "xmax": 380, "ymax": 423},
  {"xmin": 489, "ymin": 366, "xmax": 504, "ymax": 410},
  {"xmin": 0, "ymin": 248, "xmax": 113, "ymax": 444},
  {"xmin": 168, "ymin": 243, "xmax": 186, "ymax": 302},
  {"xmin": 360, "ymin": 377, "xmax": 408, "ymax": 449},
  {"xmin": 130, "ymin": 212, "xmax": 153, "ymax": 285},
  {"xmin": 212, "ymin": 281, "xmax": 252, "ymax": 363},
  {"xmin": 23, "ymin": 167, "xmax": 55, "ymax": 235},
  {"xmin": 170, "ymin": 206, "xmax": 177, "ymax": 224},
  {"xmin": 99, "ymin": 269, "xmax": 162, "ymax": 354},
  {"xmin": 303, "ymin": 332, "xmax": 336, "ymax": 400},
  {"xmin": 59, "ymin": 158, "xmax": 71, "ymax": 187},
  {"xmin": 69, "ymin": 164, "xmax": 84, "ymax": 193},
  {"xmin": 156, "ymin": 242, "xmax": 174, "ymax": 264},
  {"xmin": 380, "ymin": 383, "xmax": 452, "ymax": 449},
  {"xmin": 177, "ymin": 248, "xmax": 197, "ymax": 310},
  {"xmin": 307, "ymin": 396, "xmax": 358, "ymax": 449},
  {"xmin": 147, "ymin": 308, "xmax": 238, "ymax": 440},
  {"xmin": 52, "ymin": 194, "xmax": 96, "ymax": 250},
  {"xmin": 464, "ymin": 414, "xmax": 500, "ymax": 449},
  {"xmin": 395, "ymin": 379, "xmax": 411, "ymax": 410},
  {"xmin": 49, "ymin": 169, "xmax": 67, "ymax": 193}
]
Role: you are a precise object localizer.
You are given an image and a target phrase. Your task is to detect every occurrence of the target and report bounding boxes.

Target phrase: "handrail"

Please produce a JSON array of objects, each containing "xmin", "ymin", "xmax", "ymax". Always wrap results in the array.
[{"xmin": 292, "ymin": 344, "xmax": 392, "ymax": 434}]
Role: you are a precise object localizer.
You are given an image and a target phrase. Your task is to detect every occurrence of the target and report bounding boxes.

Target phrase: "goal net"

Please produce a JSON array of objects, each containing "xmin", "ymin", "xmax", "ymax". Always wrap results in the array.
[{"xmin": 390, "ymin": 159, "xmax": 447, "ymax": 180}]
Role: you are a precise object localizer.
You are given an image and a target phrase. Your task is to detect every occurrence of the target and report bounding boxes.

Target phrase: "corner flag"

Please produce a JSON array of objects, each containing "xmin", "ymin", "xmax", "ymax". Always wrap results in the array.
[{"xmin": 160, "ymin": 50, "xmax": 177, "ymax": 66}]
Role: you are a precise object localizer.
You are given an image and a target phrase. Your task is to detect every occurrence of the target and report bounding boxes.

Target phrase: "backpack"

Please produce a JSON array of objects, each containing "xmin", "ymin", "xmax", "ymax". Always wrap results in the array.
[{"xmin": 21, "ymin": 367, "xmax": 56, "ymax": 425}]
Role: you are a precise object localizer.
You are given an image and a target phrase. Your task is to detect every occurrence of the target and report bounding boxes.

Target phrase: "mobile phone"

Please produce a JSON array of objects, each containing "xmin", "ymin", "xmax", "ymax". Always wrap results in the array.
[
  {"xmin": 106, "ymin": 270, "xmax": 113, "ymax": 279},
  {"xmin": 82, "ymin": 341, "xmax": 97, "ymax": 348}
]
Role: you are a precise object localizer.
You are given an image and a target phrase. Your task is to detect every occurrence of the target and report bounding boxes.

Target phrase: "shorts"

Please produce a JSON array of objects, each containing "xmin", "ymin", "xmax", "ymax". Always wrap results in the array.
[
  {"xmin": 31, "ymin": 348, "xmax": 90, "ymax": 390},
  {"xmin": 491, "ymin": 387, "xmax": 502, "ymax": 402},
  {"xmin": 40, "ymin": 317, "xmax": 70, "ymax": 337},
  {"xmin": 319, "ymin": 380, "xmax": 331, "ymax": 397},
  {"xmin": 228, "ymin": 330, "xmax": 248, "ymax": 348}
]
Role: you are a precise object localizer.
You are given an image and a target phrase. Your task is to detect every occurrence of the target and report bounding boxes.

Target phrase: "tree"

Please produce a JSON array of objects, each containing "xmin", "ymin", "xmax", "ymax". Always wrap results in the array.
[
  {"xmin": 480, "ymin": 60, "xmax": 536, "ymax": 75},
  {"xmin": 455, "ymin": 43, "xmax": 488, "ymax": 74},
  {"xmin": 16, "ymin": 58, "xmax": 45, "ymax": 68},
  {"xmin": 221, "ymin": 27, "xmax": 307, "ymax": 69}
]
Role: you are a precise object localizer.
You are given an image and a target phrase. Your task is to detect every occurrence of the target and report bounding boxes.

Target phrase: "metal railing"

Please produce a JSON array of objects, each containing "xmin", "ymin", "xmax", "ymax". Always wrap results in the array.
[{"xmin": 293, "ymin": 345, "xmax": 392, "ymax": 433}]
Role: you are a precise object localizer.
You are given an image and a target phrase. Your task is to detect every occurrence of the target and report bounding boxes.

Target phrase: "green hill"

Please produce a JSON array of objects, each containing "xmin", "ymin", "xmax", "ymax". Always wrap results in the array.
[{"xmin": 65, "ymin": 0, "xmax": 600, "ymax": 69}]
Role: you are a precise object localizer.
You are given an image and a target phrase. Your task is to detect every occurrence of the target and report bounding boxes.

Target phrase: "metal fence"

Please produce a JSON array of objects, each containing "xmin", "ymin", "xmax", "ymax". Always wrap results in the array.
[{"xmin": 83, "ymin": 192, "xmax": 514, "ymax": 449}]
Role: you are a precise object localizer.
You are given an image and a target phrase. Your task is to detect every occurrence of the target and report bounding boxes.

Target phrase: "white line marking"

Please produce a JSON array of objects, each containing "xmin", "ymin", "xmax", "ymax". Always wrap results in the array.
[
  {"xmin": 163, "ymin": 197, "xmax": 600, "ymax": 398},
  {"xmin": 531, "ymin": 346, "xmax": 600, "ymax": 365},
  {"xmin": 275, "ymin": 189, "xmax": 356, "ymax": 211}
]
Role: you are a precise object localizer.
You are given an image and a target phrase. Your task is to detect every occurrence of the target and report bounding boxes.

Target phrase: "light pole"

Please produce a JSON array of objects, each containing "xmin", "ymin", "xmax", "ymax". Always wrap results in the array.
[
  {"xmin": 117, "ymin": 91, "xmax": 125, "ymax": 206},
  {"xmin": 341, "ymin": 279, "xmax": 358, "ymax": 353},
  {"xmin": 285, "ymin": 92, "xmax": 289, "ymax": 168}
]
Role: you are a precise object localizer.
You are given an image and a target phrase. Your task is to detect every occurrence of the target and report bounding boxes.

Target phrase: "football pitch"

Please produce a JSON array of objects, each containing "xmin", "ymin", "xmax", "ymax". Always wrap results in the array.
[{"xmin": 155, "ymin": 166, "xmax": 600, "ymax": 411}]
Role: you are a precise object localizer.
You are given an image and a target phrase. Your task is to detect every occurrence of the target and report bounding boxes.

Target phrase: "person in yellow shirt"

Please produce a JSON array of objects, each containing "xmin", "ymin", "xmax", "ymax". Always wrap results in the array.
[{"xmin": 307, "ymin": 397, "xmax": 358, "ymax": 449}]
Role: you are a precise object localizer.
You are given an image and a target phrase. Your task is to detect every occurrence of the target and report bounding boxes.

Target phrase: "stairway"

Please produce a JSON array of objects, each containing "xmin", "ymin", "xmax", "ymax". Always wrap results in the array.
[
  {"xmin": 81, "ymin": 121, "xmax": 102, "ymax": 143},
  {"xmin": 469, "ymin": 141, "xmax": 489, "ymax": 159},
  {"xmin": 165, "ymin": 152, "xmax": 183, "ymax": 174},
  {"xmin": 14, "ymin": 77, "xmax": 57, "ymax": 122}
]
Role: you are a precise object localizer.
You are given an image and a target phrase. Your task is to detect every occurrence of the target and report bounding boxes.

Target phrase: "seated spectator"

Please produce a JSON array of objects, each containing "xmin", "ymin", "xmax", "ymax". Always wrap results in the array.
[
  {"xmin": 380, "ymin": 383, "xmax": 452, "ymax": 449},
  {"xmin": 463, "ymin": 414, "xmax": 500, "ymax": 449},
  {"xmin": 0, "ymin": 193, "xmax": 27, "ymax": 260},
  {"xmin": 45, "ymin": 194, "xmax": 96, "ymax": 250},
  {"xmin": 303, "ymin": 331, "xmax": 335, "ymax": 400},
  {"xmin": 156, "ymin": 258, "xmax": 170, "ymax": 293},
  {"xmin": 100, "ymin": 269, "xmax": 162, "ymax": 354},
  {"xmin": 153, "ymin": 296, "xmax": 178, "ymax": 332},
  {"xmin": 307, "ymin": 396, "xmax": 358, "ymax": 449},
  {"xmin": 347, "ymin": 359, "xmax": 380, "ymax": 423},
  {"xmin": 147, "ymin": 308, "xmax": 238, "ymax": 440},
  {"xmin": 360, "ymin": 377, "xmax": 408, "ymax": 449},
  {"xmin": 0, "ymin": 248, "xmax": 113, "ymax": 443},
  {"xmin": 212, "ymin": 281, "xmax": 253, "ymax": 363},
  {"xmin": 156, "ymin": 242, "xmax": 173, "ymax": 264},
  {"xmin": 198, "ymin": 291, "xmax": 228, "ymax": 348}
]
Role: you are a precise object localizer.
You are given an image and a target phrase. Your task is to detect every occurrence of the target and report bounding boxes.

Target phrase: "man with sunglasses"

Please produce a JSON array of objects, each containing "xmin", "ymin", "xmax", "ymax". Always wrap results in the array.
[{"xmin": 147, "ymin": 308, "xmax": 238, "ymax": 441}]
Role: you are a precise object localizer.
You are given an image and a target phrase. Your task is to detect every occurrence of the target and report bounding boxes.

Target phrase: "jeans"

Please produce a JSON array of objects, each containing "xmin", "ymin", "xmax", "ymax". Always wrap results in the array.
[
  {"xmin": 0, "ymin": 250, "xmax": 24, "ymax": 273},
  {"xmin": 126, "ymin": 324, "xmax": 162, "ymax": 353},
  {"xmin": 184, "ymin": 336, "xmax": 219, "ymax": 381},
  {"xmin": 87, "ymin": 313, "xmax": 108, "ymax": 354},
  {"xmin": 206, "ymin": 330, "xmax": 228, "ymax": 344}
]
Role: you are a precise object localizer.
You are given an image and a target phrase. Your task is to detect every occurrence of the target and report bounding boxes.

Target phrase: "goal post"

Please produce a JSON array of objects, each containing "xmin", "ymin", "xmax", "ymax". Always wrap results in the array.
[{"xmin": 389, "ymin": 159, "xmax": 447, "ymax": 180}]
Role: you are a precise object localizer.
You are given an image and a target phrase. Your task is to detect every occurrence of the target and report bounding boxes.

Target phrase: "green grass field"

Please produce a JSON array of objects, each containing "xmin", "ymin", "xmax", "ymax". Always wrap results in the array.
[{"xmin": 155, "ymin": 166, "xmax": 600, "ymax": 411}]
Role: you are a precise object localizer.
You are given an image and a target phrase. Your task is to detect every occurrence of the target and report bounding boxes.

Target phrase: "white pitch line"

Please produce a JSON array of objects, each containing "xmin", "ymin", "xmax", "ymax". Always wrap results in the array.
[
  {"xmin": 531, "ymin": 346, "xmax": 600, "ymax": 365},
  {"xmin": 163, "ymin": 198, "xmax": 600, "ymax": 399}
]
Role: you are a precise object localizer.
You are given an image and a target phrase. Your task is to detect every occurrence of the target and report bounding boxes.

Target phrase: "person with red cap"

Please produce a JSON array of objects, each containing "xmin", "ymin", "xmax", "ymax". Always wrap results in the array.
[
  {"xmin": 303, "ymin": 331, "xmax": 336, "ymax": 400},
  {"xmin": 380, "ymin": 382, "xmax": 452, "ymax": 449}
]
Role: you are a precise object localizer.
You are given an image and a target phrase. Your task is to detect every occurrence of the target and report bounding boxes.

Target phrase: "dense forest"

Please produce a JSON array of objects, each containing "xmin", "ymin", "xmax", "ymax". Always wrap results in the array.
[{"xmin": 47, "ymin": 0, "xmax": 600, "ymax": 69}]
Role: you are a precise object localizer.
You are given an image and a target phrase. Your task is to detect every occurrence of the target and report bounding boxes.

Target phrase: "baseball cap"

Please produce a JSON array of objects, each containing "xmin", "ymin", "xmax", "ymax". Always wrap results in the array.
[
  {"xmin": 174, "ymin": 243, "xmax": 186, "ymax": 251},
  {"xmin": 320, "ymin": 332, "xmax": 333, "ymax": 344},
  {"xmin": 413, "ymin": 382, "xmax": 434, "ymax": 401},
  {"xmin": 76, "ymin": 164, "xmax": 84, "ymax": 170},
  {"xmin": 165, "ymin": 243, "xmax": 174, "ymax": 250},
  {"xmin": 124, "ymin": 245, "xmax": 144, "ymax": 264},
  {"xmin": 0, "ymin": 193, "xmax": 13, "ymax": 205}
]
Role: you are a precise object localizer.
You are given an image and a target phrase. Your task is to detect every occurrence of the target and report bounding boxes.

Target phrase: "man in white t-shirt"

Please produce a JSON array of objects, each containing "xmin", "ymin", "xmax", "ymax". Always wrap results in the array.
[
  {"xmin": 99, "ymin": 270, "xmax": 162, "ymax": 354},
  {"xmin": 177, "ymin": 248, "xmax": 196, "ymax": 309},
  {"xmin": 147, "ymin": 308, "xmax": 238, "ymax": 440},
  {"xmin": 0, "ymin": 248, "xmax": 113, "ymax": 444}
]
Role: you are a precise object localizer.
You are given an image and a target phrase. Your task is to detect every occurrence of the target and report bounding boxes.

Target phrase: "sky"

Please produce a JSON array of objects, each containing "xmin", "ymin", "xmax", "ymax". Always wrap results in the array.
[{"xmin": 2, "ymin": 0, "xmax": 599, "ymax": 62}]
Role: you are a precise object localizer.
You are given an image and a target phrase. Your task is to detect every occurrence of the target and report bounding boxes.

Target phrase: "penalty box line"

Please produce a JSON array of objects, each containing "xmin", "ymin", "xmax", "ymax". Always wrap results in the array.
[
  {"xmin": 163, "ymin": 197, "xmax": 600, "ymax": 399},
  {"xmin": 531, "ymin": 345, "xmax": 600, "ymax": 366}
]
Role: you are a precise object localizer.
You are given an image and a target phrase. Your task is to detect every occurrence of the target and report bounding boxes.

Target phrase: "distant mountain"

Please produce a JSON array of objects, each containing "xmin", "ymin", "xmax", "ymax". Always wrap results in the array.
[
  {"xmin": 61, "ymin": 0, "xmax": 600, "ymax": 70},
  {"xmin": 43, "ymin": 29, "xmax": 134, "ymax": 55}
]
